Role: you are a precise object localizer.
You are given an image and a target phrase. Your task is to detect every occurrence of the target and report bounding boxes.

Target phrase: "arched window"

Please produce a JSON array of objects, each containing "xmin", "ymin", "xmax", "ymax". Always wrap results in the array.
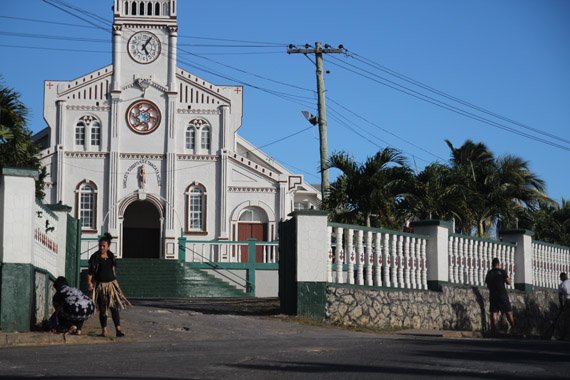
[
  {"xmin": 201, "ymin": 126, "xmax": 211, "ymax": 151},
  {"xmin": 132, "ymin": 1, "xmax": 137, "ymax": 15},
  {"xmin": 187, "ymin": 118, "xmax": 210, "ymax": 152},
  {"xmin": 75, "ymin": 122, "xmax": 85, "ymax": 145},
  {"xmin": 140, "ymin": 2, "xmax": 145, "ymax": 15},
  {"xmin": 91, "ymin": 121, "xmax": 101, "ymax": 146},
  {"xmin": 148, "ymin": 2, "xmax": 153, "ymax": 15},
  {"xmin": 124, "ymin": 1, "xmax": 129, "ymax": 15},
  {"xmin": 76, "ymin": 181, "xmax": 97, "ymax": 231},
  {"xmin": 185, "ymin": 126, "xmax": 195, "ymax": 150},
  {"xmin": 185, "ymin": 183, "xmax": 206, "ymax": 233},
  {"xmin": 155, "ymin": 2, "xmax": 160, "ymax": 15}
]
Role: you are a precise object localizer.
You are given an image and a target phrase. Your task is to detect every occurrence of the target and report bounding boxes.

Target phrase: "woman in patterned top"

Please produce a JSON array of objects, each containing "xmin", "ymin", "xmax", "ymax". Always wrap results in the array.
[
  {"xmin": 87, "ymin": 233, "xmax": 131, "ymax": 337},
  {"xmin": 52, "ymin": 276, "xmax": 94, "ymax": 335}
]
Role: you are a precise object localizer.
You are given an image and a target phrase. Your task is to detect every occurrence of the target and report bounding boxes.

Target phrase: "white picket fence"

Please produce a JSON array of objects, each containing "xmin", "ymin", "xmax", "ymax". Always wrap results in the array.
[
  {"xmin": 532, "ymin": 242, "xmax": 570, "ymax": 289},
  {"xmin": 448, "ymin": 234, "xmax": 516, "ymax": 289},
  {"xmin": 327, "ymin": 224, "xmax": 429, "ymax": 290}
]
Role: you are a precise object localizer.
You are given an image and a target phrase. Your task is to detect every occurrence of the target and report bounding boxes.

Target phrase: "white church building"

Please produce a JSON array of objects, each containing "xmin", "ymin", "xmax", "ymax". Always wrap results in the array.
[{"xmin": 37, "ymin": 0, "xmax": 319, "ymax": 260}]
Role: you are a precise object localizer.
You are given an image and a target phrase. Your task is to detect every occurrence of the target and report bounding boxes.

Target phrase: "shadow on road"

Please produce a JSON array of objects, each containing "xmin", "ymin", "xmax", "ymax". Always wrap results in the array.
[{"xmin": 129, "ymin": 297, "xmax": 281, "ymax": 316}]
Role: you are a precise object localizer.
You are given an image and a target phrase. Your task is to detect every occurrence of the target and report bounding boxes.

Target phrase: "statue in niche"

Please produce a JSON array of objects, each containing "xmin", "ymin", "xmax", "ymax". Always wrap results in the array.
[{"xmin": 138, "ymin": 165, "xmax": 146, "ymax": 190}]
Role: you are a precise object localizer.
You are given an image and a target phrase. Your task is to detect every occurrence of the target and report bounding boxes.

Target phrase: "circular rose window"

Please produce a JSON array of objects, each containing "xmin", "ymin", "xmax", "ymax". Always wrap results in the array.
[{"xmin": 126, "ymin": 100, "xmax": 161, "ymax": 134}]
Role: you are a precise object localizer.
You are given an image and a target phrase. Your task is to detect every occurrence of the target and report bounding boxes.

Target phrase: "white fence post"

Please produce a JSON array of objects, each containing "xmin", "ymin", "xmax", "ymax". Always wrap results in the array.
[
  {"xmin": 499, "ymin": 229, "xmax": 534, "ymax": 291},
  {"xmin": 410, "ymin": 220, "xmax": 450, "ymax": 290}
]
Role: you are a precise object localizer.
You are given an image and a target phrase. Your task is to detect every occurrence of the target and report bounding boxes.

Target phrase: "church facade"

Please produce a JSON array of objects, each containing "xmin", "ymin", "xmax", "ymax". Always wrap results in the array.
[{"xmin": 38, "ymin": 0, "xmax": 319, "ymax": 260}]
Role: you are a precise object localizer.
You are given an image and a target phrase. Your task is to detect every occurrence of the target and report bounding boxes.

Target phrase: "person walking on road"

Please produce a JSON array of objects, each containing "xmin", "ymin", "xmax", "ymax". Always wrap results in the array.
[
  {"xmin": 558, "ymin": 272, "xmax": 570, "ymax": 340},
  {"xmin": 87, "ymin": 233, "xmax": 131, "ymax": 337},
  {"xmin": 485, "ymin": 257, "xmax": 515, "ymax": 333}
]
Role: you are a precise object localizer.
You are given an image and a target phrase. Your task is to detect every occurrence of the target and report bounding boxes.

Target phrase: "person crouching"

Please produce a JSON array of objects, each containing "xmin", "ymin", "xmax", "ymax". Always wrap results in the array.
[{"xmin": 51, "ymin": 276, "xmax": 94, "ymax": 335}]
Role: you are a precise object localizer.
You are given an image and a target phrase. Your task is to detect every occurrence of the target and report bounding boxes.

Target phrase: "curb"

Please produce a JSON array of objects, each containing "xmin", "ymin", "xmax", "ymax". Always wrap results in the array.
[
  {"xmin": 0, "ymin": 332, "xmax": 123, "ymax": 348},
  {"xmin": 394, "ymin": 329, "xmax": 483, "ymax": 339}
]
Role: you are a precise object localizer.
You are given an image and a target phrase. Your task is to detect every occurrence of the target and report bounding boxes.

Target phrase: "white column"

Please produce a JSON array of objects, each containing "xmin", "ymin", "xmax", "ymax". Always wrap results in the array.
[
  {"xmin": 290, "ymin": 211, "xmax": 329, "ymax": 281},
  {"xmin": 410, "ymin": 237, "xmax": 417, "ymax": 289},
  {"xmin": 382, "ymin": 233, "xmax": 390, "ymax": 287},
  {"xmin": 346, "ymin": 229, "xmax": 354, "ymax": 285},
  {"xmin": 326, "ymin": 226, "xmax": 332, "ymax": 282},
  {"xmin": 499, "ymin": 229, "xmax": 535, "ymax": 291},
  {"xmin": 410, "ymin": 220, "xmax": 450, "ymax": 290},
  {"xmin": 356, "ymin": 230, "xmax": 364, "ymax": 285},
  {"xmin": 112, "ymin": 25, "xmax": 122, "ymax": 91},
  {"xmin": 168, "ymin": 26, "xmax": 178, "ymax": 91},
  {"xmin": 335, "ymin": 227, "xmax": 344, "ymax": 283},
  {"xmin": 0, "ymin": 169, "xmax": 38, "ymax": 264},
  {"xmin": 365, "ymin": 231, "xmax": 373, "ymax": 286},
  {"xmin": 448, "ymin": 235, "xmax": 455, "ymax": 283}
]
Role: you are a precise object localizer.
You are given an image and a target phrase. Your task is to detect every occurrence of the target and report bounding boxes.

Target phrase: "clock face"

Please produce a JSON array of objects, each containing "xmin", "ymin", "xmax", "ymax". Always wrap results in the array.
[
  {"xmin": 126, "ymin": 101, "xmax": 161, "ymax": 134},
  {"xmin": 128, "ymin": 31, "xmax": 161, "ymax": 64}
]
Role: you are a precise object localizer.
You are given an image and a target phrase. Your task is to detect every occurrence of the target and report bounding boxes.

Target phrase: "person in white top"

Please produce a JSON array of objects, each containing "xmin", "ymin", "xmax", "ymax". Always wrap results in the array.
[{"xmin": 558, "ymin": 272, "xmax": 570, "ymax": 340}]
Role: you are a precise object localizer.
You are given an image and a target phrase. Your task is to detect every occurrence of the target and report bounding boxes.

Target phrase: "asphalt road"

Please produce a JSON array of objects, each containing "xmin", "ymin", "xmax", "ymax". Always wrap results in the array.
[{"xmin": 0, "ymin": 298, "xmax": 569, "ymax": 380}]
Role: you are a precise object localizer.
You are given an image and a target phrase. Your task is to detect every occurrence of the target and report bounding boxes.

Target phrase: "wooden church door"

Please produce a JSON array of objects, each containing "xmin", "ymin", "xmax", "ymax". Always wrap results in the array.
[{"xmin": 238, "ymin": 223, "xmax": 267, "ymax": 263}]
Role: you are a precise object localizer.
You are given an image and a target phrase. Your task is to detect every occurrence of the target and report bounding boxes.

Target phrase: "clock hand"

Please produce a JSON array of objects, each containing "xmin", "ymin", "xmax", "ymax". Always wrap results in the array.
[{"xmin": 143, "ymin": 37, "xmax": 152, "ymax": 50}]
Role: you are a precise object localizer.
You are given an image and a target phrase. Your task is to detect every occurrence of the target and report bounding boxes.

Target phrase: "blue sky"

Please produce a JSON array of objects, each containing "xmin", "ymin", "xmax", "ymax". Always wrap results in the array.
[{"xmin": 2, "ymin": 0, "xmax": 569, "ymax": 202}]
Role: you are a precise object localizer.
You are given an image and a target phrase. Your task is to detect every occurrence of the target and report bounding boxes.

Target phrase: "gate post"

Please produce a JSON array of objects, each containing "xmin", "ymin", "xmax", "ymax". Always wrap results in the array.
[
  {"xmin": 410, "ymin": 220, "xmax": 450, "ymax": 291},
  {"xmin": 178, "ymin": 236, "xmax": 187, "ymax": 261},
  {"xmin": 279, "ymin": 210, "xmax": 329, "ymax": 318},
  {"xmin": 247, "ymin": 238, "xmax": 257, "ymax": 296},
  {"xmin": 499, "ymin": 229, "xmax": 534, "ymax": 292}
]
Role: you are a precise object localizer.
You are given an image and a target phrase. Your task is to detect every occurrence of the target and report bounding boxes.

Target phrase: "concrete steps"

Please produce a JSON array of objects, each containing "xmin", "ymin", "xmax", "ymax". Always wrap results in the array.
[{"xmin": 81, "ymin": 259, "xmax": 248, "ymax": 298}]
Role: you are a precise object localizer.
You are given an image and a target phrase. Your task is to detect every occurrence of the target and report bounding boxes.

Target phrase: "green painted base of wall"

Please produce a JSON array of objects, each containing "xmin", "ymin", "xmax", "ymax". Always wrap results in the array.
[
  {"xmin": 297, "ymin": 282, "xmax": 327, "ymax": 319},
  {"xmin": 427, "ymin": 280, "xmax": 448, "ymax": 292},
  {"xmin": 0, "ymin": 263, "xmax": 34, "ymax": 332}
]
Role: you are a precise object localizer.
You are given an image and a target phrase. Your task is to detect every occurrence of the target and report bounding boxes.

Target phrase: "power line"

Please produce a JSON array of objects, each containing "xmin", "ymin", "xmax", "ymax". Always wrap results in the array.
[
  {"xmin": 0, "ymin": 15, "xmax": 102, "ymax": 29},
  {"xmin": 327, "ymin": 97, "xmax": 446, "ymax": 162},
  {"xmin": 0, "ymin": 31, "xmax": 108, "ymax": 43},
  {"xmin": 348, "ymin": 51, "xmax": 570, "ymax": 147},
  {"xmin": 326, "ymin": 56, "xmax": 570, "ymax": 153},
  {"xmin": 42, "ymin": 0, "xmax": 110, "ymax": 31},
  {"xmin": 178, "ymin": 35, "xmax": 286, "ymax": 46},
  {"xmin": 326, "ymin": 107, "xmax": 432, "ymax": 164},
  {"xmin": 0, "ymin": 44, "xmax": 109, "ymax": 54},
  {"xmin": 179, "ymin": 50, "xmax": 315, "ymax": 93}
]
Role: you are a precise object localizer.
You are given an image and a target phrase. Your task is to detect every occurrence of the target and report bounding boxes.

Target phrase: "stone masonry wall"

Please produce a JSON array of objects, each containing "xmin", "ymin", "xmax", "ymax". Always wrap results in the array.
[{"xmin": 325, "ymin": 284, "xmax": 562, "ymax": 338}]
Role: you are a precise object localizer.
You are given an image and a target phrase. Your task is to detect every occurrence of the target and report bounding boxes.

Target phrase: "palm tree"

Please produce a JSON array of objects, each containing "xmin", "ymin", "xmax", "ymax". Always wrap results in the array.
[
  {"xmin": 323, "ymin": 148, "xmax": 411, "ymax": 228},
  {"xmin": 446, "ymin": 139, "xmax": 551, "ymax": 237},
  {"xmin": 0, "ymin": 82, "xmax": 46, "ymax": 199},
  {"xmin": 399, "ymin": 162, "xmax": 465, "ymax": 225},
  {"xmin": 528, "ymin": 199, "xmax": 570, "ymax": 247}
]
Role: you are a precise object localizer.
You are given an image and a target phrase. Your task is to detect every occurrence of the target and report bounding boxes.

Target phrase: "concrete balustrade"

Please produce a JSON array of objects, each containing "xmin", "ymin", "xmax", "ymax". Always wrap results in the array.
[{"xmin": 328, "ymin": 223, "xmax": 428, "ymax": 290}]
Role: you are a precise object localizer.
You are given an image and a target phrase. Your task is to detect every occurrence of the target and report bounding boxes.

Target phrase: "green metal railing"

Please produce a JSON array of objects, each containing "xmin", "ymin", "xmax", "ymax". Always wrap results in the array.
[{"xmin": 179, "ymin": 238, "xmax": 279, "ymax": 297}]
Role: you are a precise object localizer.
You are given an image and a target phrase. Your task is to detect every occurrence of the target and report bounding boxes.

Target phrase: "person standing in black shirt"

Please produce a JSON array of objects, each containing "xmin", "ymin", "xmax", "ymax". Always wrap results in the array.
[
  {"xmin": 485, "ymin": 257, "xmax": 515, "ymax": 333},
  {"xmin": 87, "ymin": 233, "xmax": 131, "ymax": 337}
]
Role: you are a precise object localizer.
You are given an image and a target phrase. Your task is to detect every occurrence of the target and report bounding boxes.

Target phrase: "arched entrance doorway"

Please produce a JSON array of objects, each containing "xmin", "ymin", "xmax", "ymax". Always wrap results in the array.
[
  {"xmin": 122, "ymin": 200, "xmax": 161, "ymax": 258},
  {"xmin": 237, "ymin": 206, "xmax": 268, "ymax": 262}
]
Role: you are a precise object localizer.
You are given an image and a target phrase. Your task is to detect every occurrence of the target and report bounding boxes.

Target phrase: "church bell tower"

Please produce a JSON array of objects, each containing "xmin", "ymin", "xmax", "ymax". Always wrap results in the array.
[{"xmin": 111, "ymin": 0, "xmax": 178, "ymax": 93}]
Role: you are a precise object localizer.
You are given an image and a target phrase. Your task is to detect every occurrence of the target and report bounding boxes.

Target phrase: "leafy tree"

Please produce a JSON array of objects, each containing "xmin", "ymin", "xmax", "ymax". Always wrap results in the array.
[
  {"xmin": 526, "ymin": 199, "xmax": 570, "ymax": 247},
  {"xmin": 445, "ymin": 139, "xmax": 550, "ymax": 237},
  {"xmin": 399, "ymin": 162, "xmax": 465, "ymax": 224},
  {"xmin": 323, "ymin": 148, "xmax": 411, "ymax": 228},
  {"xmin": 0, "ymin": 81, "xmax": 46, "ymax": 199}
]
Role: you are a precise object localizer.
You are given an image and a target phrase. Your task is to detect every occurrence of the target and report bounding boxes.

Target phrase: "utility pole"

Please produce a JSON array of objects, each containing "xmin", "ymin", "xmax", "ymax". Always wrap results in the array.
[{"xmin": 288, "ymin": 42, "xmax": 344, "ymax": 198}]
